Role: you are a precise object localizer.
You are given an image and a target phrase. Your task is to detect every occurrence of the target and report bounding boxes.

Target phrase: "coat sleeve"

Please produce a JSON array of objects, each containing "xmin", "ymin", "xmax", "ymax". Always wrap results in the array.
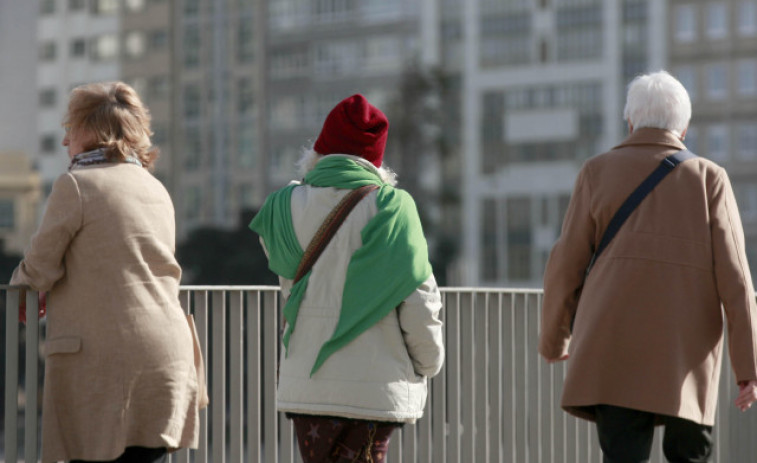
[
  {"xmin": 539, "ymin": 165, "xmax": 596, "ymax": 361},
  {"xmin": 10, "ymin": 173, "xmax": 82, "ymax": 291},
  {"xmin": 710, "ymin": 168, "xmax": 757, "ymax": 383},
  {"xmin": 397, "ymin": 274, "xmax": 445, "ymax": 378}
]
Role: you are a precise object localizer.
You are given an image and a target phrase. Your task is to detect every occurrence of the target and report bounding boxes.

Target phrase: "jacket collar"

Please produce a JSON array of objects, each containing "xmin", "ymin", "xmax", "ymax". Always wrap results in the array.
[{"xmin": 613, "ymin": 127, "xmax": 687, "ymax": 151}]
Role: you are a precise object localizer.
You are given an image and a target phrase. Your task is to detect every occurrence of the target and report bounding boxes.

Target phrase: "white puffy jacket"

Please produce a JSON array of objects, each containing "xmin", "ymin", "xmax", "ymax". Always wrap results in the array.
[{"xmin": 269, "ymin": 158, "xmax": 445, "ymax": 423}]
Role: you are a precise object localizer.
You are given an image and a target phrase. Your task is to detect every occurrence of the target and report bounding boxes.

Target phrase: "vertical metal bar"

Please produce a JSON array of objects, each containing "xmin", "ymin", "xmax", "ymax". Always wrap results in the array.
[
  {"xmin": 212, "ymin": 291, "xmax": 227, "ymax": 463},
  {"xmin": 461, "ymin": 293, "xmax": 475, "ymax": 462},
  {"xmin": 175, "ymin": 291, "xmax": 191, "ymax": 463},
  {"xmin": 194, "ymin": 291, "xmax": 209, "ymax": 463},
  {"xmin": 24, "ymin": 291, "xmax": 40, "ymax": 463},
  {"xmin": 418, "ymin": 386, "xmax": 432, "ymax": 462},
  {"xmin": 389, "ymin": 427, "xmax": 401, "ymax": 463},
  {"xmin": 502, "ymin": 293, "xmax": 516, "ymax": 461},
  {"xmin": 5, "ymin": 289, "xmax": 19, "ymax": 463},
  {"xmin": 474, "ymin": 293, "xmax": 488, "ymax": 462},
  {"xmin": 280, "ymin": 415, "xmax": 294, "ymax": 462},
  {"xmin": 488, "ymin": 293, "xmax": 502, "ymax": 463},
  {"xmin": 526, "ymin": 294, "xmax": 540, "ymax": 463},
  {"xmin": 431, "ymin": 299, "xmax": 446, "ymax": 463},
  {"xmin": 247, "ymin": 291, "xmax": 262, "ymax": 463},
  {"xmin": 447, "ymin": 293, "xmax": 461, "ymax": 463},
  {"xmin": 229, "ymin": 292, "xmax": 244, "ymax": 463},
  {"xmin": 263, "ymin": 291, "xmax": 278, "ymax": 463},
  {"xmin": 402, "ymin": 423, "xmax": 416, "ymax": 462}
]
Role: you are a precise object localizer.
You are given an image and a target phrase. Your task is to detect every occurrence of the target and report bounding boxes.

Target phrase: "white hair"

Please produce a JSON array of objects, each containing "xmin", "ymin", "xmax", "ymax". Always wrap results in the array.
[
  {"xmin": 623, "ymin": 70, "xmax": 691, "ymax": 136},
  {"xmin": 296, "ymin": 148, "xmax": 398, "ymax": 186}
]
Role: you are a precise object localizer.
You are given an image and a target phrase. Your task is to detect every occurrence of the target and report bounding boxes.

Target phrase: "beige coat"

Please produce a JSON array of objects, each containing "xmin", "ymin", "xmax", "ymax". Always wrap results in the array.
[
  {"xmin": 540, "ymin": 128, "xmax": 757, "ymax": 426},
  {"xmin": 11, "ymin": 163, "xmax": 202, "ymax": 463}
]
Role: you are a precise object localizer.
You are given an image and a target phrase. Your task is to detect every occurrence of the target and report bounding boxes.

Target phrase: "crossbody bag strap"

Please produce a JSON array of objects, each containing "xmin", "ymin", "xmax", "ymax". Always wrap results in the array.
[
  {"xmin": 585, "ymin": 149, "xmax": 696, "ymax": 277},
  {"xmin": 293, "ymin": 184, "xmax": 380, "ymax": 284}
]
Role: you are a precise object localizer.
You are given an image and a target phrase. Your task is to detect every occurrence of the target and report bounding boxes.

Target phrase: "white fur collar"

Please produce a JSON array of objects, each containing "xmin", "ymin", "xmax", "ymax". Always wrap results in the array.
[{"xmin": 296, "ymin": 149, "xmax": 398, "ymax": 186}]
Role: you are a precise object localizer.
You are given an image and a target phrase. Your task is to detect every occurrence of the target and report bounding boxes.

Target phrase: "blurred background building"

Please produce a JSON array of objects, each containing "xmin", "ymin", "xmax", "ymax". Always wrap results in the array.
[{"xmin": 1, "ymin": 0, "xmax": 757, "ymax": 287}]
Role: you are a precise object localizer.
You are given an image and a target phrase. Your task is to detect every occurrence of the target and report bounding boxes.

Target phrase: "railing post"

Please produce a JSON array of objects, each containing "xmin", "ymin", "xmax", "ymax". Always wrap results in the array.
[
  {"xmin": 24, "ymin": 291, "xmax": 40, "ymax": 463},
  {"xmin": 211, "ymin": 291, "xmax": 226, "ymax": 463},
  {"xmin": 5, "ymin": 289, "xmax": 20, "ymax": 463}
]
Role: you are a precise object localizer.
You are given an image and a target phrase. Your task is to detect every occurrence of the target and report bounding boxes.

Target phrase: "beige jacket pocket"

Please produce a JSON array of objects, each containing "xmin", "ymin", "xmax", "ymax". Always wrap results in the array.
[
  {"xmin": 45, "ymin": 337, "xmax": 81, "ymax": 356},
  {"xmin": 187, "ymin": 314, "xmax": 210, "ymax": 409}
]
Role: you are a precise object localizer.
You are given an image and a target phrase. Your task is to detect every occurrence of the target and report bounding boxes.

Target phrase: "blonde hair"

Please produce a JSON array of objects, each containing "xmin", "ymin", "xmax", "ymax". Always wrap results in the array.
[{"xmin": 64, "ymin": 81, "xmax": 158, "ymax": 169}]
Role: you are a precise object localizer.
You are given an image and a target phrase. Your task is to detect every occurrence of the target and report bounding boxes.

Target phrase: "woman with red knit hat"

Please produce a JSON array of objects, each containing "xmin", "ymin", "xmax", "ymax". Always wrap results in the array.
[{"xmin": 250, "ymin": 94, "xmax": 444, "ymax": 462}]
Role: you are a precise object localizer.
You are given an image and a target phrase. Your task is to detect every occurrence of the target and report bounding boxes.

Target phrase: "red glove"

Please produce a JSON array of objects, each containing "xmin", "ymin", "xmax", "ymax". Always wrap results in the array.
[{"xmin": 19, "ymin": 291, "xmax": 47, "ymax": 325}]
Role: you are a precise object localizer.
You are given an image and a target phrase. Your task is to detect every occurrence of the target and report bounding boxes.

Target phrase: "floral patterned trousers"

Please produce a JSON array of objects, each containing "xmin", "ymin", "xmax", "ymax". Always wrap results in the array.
[{"xmin": 290, "ymin": 414, "xmax": 400, "ymax": 463}]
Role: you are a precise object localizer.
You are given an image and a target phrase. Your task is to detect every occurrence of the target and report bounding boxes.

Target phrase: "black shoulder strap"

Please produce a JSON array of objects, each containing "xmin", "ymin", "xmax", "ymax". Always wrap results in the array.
[{"xmin": 585, "ymin": 149, "xmax": 696, "ymax": 276}]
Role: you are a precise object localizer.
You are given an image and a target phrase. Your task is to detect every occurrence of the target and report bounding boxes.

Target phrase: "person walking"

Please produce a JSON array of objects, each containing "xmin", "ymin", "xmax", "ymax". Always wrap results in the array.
[
  {"xmin": 11, "ymin": 82, "xmax": 207, "ymax": 463},
  {"xmin": 250, "ymin": 94, "xmax": 444, "ymax": 463},
  {"xmin": 539, "ymin": 70, "xmax": 757, "ymax": 463}
]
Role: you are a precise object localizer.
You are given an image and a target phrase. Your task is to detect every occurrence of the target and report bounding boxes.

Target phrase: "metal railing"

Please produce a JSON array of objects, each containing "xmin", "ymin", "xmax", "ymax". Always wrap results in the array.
[{"xmin": 3, "ymin": 285, "xmax": 757, "ymax": 462}]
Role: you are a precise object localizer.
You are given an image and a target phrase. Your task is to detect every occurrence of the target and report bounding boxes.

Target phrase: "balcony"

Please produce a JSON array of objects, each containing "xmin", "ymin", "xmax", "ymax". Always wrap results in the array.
[{"xmin": 2, "ymin": 285, "xmax": 757, "ymax": 462}]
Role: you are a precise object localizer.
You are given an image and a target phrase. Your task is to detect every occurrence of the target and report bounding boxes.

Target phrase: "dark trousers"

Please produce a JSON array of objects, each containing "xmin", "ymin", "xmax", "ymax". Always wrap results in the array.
[
  {"xmin": 70, "ymin": 446, "xmax": 167, "ymax": 463},
  {"xmin": 290, "ymin": 414, "xmax": 399, "ymax": 463},
  {"xmin": 595, "ymin": 405, "xmax": 713, "ymax": 463}
]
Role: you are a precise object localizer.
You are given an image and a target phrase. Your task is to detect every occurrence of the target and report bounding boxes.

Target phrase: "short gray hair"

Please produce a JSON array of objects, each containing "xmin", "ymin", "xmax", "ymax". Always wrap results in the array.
[{"xmin": 623, "ymin": 71, "xmax": 691, "ymax": 136}]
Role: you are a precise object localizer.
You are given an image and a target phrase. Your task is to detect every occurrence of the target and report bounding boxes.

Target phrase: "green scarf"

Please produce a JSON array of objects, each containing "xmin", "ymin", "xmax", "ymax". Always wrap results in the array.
[{"xmin": 249, "ymin": 156, "xmax": 432, "ymax": 376}]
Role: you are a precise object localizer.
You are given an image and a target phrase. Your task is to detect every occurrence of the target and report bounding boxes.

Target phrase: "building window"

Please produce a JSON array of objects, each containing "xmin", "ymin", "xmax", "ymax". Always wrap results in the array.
[
  {"xmin": 705, "ymin": 63, "xmax": 728, "ymax": 100},
  {"xmin": 184, "ymin": 129, "xmax": 202, "ymax": 170},
  {"xmin": 184, "ymin": 85, "xmax": 201, "ymax": 119},
  {"xmin": 40, "ymin": 0, "xmax": 56, "ymax": 14},
  {"xmin": 737, "ymin": 60, "xmax": 757, "ymax": 95},
  {"xmin": 238, "ymin": 124, "xmax": 257, "ymax": 168},
  {"xmin": 124, "ymin": 31, "xmax": 146, "ymax": 58},
  {"xmin": 91, "ymin": 0, "xmax": 119, "ymax": 14},
  {"xmin": 270, "ymin": 50, "xmax": 309, "ymax": 79},
  {"xmin": 739, "ymin": 1, "xmax": 757, "ymax": 36},
  {"xmin": 237, "ymin": 21, "xmax": 255, "ymax": 64},
  {"xmin": 184, "ymin": 186, "xmax": 202, "ymax": 221},
  {"xmin": 674, "ymin": 4, "xmax": 697, "ymax": 43},
  {"xmin": 684, "ymin": 126, "xmax": 699, "ymax": 153},
  {"xmin": 556, "ymin": 5, "xmax": 603, "ymax": 61},
  {"xmin": 0, "ymin": 200, "xmax": 14, "ymax": 230},
  {"xmin": 69, "ymin": 0, "xmax": 86, "ymax": 11},
  {"xmin": 184, "ymin": 26, "xmax": 201, "ymax": 68},
  {"xmin": 735, "ymin": 183, "xmax": 757, "ymax": 221},
  {"xmin": 736, "ymin": 123, "xmax": 757, "ymax": 160},
  {"xmin": 480, "ymin": 199, "xmax": 498, "ymax": 281},
  {"xmin": 674, "ymin": 65, "xmax": 698, "ymax": 101},
  {"xmin": 314, "ymin": 0, "xmax": 352, "ymax": 24},
  {"xmin": 39, "ymin": 88, "xmax": 57, "ymax": 107},
  {"xmin": 314, "ymin": 41, "xmax": 359, "ymax": 76},
  {"xmin": 507, "ymin": 197, "xmax": 532, "ymax": 281},
  {"xmin": 151, "ymin": 124, "xmax": 167, "ymax": 146},
  {"xmin": 238, "ymin": 78, "xmax": 255, "ymax": 115},
  {"xmin": 125, "ymin": 0, "xmax": 145, "ymax": 11},
  {"xmin": 40, "ymin": 42, "xmax": 57, "ymax": 61},
  {"xmin": 706, "ymin": 2, "xmax": 728, "ymax": 39},
  {"xmin": 70, "ymin": 38, "xmax": 86, "ymax": 57},
  {"xmin": 707, "ymin": 125, "xmax": 729, "ymax": 163},
  {"xmin": 40, "ymin": 134, "xmax": 58, "ymax": 154},
  {"xmin": 147, "ymin": 75, "xmax": 169, "ymax": 100},
  {"xmin": 90, "ymin": 34, "xmax": 119, "ymax": 61},
  {"xmin": 149, "ymin": 30, "xmax": 169, "ymax": 51},
  {"xmin": 184, "ymin": 0, "xmax": 199, "ymax": 16}
]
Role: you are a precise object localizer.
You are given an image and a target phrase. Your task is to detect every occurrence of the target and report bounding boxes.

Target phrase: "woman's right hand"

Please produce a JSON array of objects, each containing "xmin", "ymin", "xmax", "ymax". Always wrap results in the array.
[{"xmin": 18, "ymin": 290, "xmax": 47, "ymax": 325}]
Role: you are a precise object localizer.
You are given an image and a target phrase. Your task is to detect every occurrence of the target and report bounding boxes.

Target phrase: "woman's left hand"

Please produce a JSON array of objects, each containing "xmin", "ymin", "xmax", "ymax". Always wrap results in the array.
[{"xmin": 735, "ymin": 380, "xmax": 757, "ymax": 412}]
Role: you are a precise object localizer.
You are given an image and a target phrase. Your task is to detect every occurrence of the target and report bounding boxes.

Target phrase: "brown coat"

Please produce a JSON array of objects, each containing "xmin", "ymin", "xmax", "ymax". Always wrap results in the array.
[
  {"xmin": 540, "ymin": 128, "xmax": 757, "ymax": 426},
  {"xmin": 11, "ymin": 163, "xmax": 202, "ymax": 462}
]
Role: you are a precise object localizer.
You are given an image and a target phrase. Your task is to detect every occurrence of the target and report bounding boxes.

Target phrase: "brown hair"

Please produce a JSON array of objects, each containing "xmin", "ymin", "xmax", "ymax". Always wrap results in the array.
[{"xmin": 64, "ymin": 81, "xmax": 159, "ymax": 169}]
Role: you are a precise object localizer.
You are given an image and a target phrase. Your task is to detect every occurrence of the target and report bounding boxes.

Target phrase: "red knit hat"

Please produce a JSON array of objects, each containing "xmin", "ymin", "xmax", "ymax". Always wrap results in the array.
[{"xmin": 313, "ymin": 94, "xmax": 389, "ymax": 167}]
